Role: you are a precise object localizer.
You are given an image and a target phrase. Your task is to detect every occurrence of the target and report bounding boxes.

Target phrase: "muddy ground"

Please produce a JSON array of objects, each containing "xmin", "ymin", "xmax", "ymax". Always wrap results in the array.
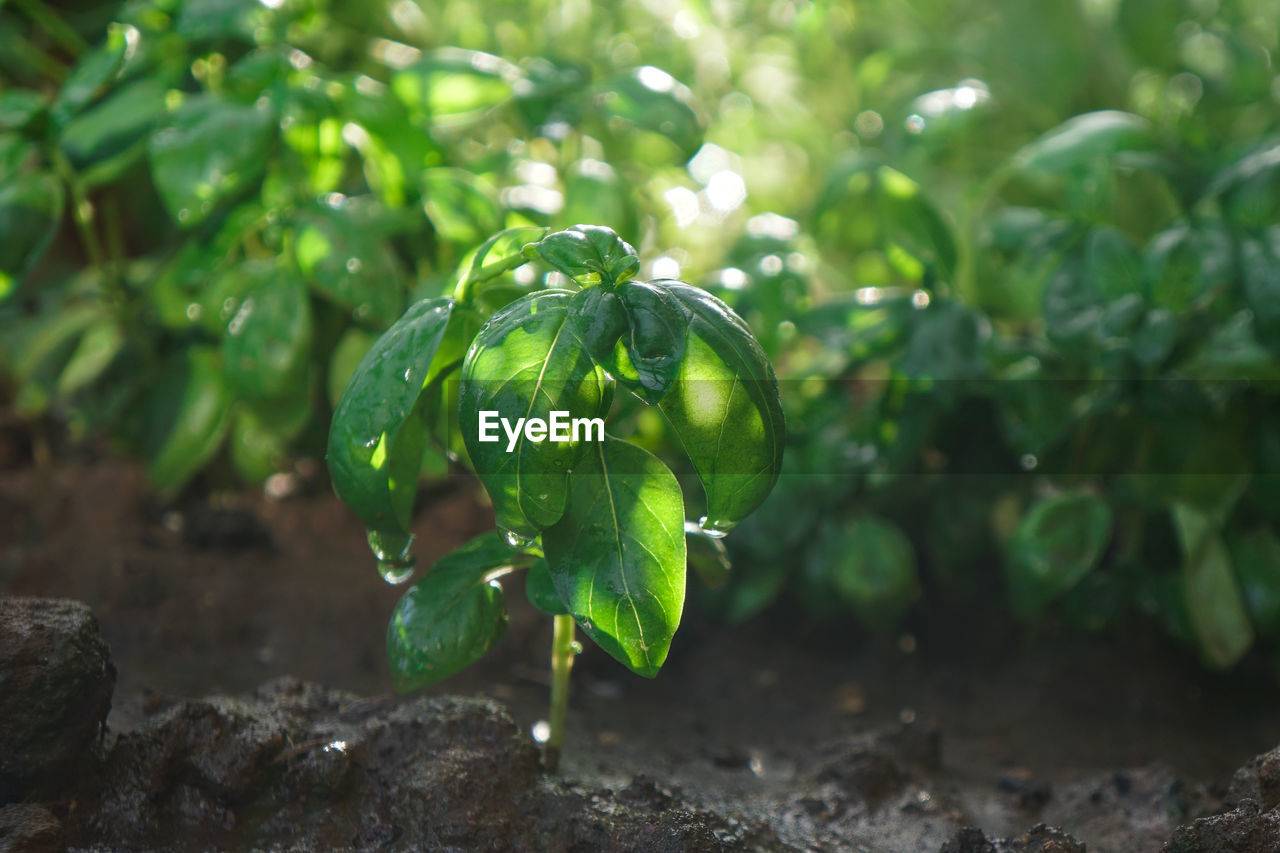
[{"xmin": 5, "ymin": 453, "xmax": 1280, "ymax": 851}]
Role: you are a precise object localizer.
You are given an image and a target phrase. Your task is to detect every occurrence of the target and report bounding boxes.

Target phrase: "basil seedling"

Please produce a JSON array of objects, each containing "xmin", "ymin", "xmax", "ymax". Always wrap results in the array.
[{"xmin": 327, "ymin": 225, "xmax": 784, "ymax": 767}]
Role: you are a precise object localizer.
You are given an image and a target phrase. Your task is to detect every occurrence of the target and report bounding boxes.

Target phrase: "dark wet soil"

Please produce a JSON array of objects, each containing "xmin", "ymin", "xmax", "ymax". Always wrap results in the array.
[{"xmin": 5, "ymin": 455, "xmax": 1280, "ymax": 851}]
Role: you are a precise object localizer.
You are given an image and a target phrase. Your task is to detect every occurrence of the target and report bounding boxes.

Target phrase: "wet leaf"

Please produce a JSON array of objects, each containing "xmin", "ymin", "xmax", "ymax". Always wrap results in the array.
[
  {"xmin": 543, "ymin": 436, "xmax": 686, "ymax": 677},
  {"xmin": 526, "ymin": 225, "xmax": 640, "ymax": 288},
  {"xmin": 656, "ymin": 281, "xmax": 785, "ymax": 533},
  {"xmin": 149, "ymin": 95, "xmax": 276, "ymax": 227},
  {"xmin": 458, "ymin": 289, "xmax": 611, "ymax": 538},
  {"xmin": 609, "ymin": 280, "xmax": 688, "ymax": 403},
  {"xmin": 387, "ymin": 532, "xmax": 518, "ymax": 690},
  {"xmin": 1005, "ymin": 492, "xmax": 1113, "ymax": 618},
  {"xmin": 453, "ymin": 225, "xmax": 548, "ymax": 294},
  {"xmin": 327, "ymin": 297, "xmax": 453, "ymax": 534}
]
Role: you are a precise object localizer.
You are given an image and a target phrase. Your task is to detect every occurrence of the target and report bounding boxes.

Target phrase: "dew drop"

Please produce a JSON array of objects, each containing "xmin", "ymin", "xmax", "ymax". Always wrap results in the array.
[
  {"xmin": 698, "ymin": 516, "xmax": 735, "ymax": 538},
  {"xmin": 502, "ymin": 528, "xmax": 534, "ymax": 548},
  {"xmin": 367, "ymin": 529, "xmax": 416, "ymax": 584},
  {"xmin": 376, "ymin": 559, "xmax": 415, "ymax": 585}
]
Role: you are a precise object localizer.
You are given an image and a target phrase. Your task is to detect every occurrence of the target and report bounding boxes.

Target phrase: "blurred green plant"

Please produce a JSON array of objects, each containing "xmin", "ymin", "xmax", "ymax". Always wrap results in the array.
[{"xmin": 3, "ymin": 0, "xmax": 1280, "ymax": 675}]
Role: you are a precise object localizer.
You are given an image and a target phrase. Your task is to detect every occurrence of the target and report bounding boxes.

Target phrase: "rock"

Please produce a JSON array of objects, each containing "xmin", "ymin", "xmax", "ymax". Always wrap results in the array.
[
  {"xmin": 1162, "ymin": 799, "xmax": 1280, "ymax": 853},
  {"xmin": 0, "ymin": 804, "xmax": 64, "ymax": 853},
  {"xmin": 67, "ymin": 678, "xmax": 781, "ymax": 852},
  {"xmin": 1228, "ymin": 744, "xmax": 1280, "ymax": 811},
  {"xmin": 938, "ymin": 823, "xmax": 1086, "ymax": 853},
  {"xmin": 0, "ymin": 598, "xmax": 115, "ymax": 803}
]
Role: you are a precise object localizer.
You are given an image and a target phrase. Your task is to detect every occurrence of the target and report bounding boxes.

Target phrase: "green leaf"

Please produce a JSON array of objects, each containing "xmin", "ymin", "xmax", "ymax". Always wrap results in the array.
[
  {"xmin": 229, "ymin": 390, "xmax": 311, "ymax": 483},
  {"xmin": 564, "ymin": 284, "xmax": 628, "ymax": 362},
  {"xmin": 149, "ymin": 95, "xmax": 276, "ymax": 227},
  {"xmin": 595, "ymin": 67, "xmax": 702, "ymax": 159},
  {"xmin": 1086, "ymin": 226, "xmax": 1143, "ymax": 300},
  {"xmin": 542, "ymin": 436, "xmax": 686, "ymax": 677},
  {"xmin": 387, "ymin": 531, "xmax": 518, "ymax": 691},
  {"xmin": 59, "ymin": 77, "xmax": 168, "ymax": 169},
  {"xmin": 816, "ymin": 160, "xmax": 957, "ymax": 279},
  {"xmin": 421, "ymin": 167, "xmax": 502, "ymax": 246},
  {"xmin": 292, "ymin": 202, "xmax": 405, "ymax": 325},
  {"xmin": 0, "ymin": 91, "xmax": 47, "ymax": 132},
  {"xmin": 148, "ymin": 346, "xmax": 234, "ymax": 494},
  {"xmin": 1241, "ymin": 238, "xmax": 1280, "ymax": 359},
  {"xmin": 459, "ymin": 289, "xmax": 612, "ymax": 538},
  {"xmin": 525, "ymin": 558, "xmax": 570, "ymax": 615},
  {"xmin": 392, "ymin": 49, "xmax": 518, "ymax": 122},
  {"xmin": 1229, "ymin": 527, "xmax": 1280, "ymax": 638},
  {"xmin": 327, "ymin": 327, "xmax": 377, "ymax": 407},
  {"xmin": 655, "ymin": 281, "xmax": 785, "ymax": 533},
  {"xmin": 223, "ymin": 264, "xmax": 312, "ymax": 400},
  {"xmin": 559, "ymin": 159, "xmax": 638, "ymax": 244},
  {"xmin": 1174, "ymin": 503, "xmax": 1254, "ymax": 668},
  {"xmin": 608, "ymin": 280, "xmax": 688, "ymax": 404},
  {"xmin": 56, "ymin": 317, "xmax": 125, "ymax": 396},
  {"xmin": 1005, "ymin": 492, "xmax": 1113, "ymax": 618},
  {"xmin": 818, "ymin": 516, "xmax": 919, "ymax": 633},
  {"xmin": 1013, "ymin": 110, "xmax": 1156, "ymax": 174},
  {"xmin": 51, "ymin": 23, "xmax": 130, "ymax": 125},
  {"xmin": 453, "ymin": 225, "xmax": 548, "ymax": 295},
  {"xmin": 327, "ymin": 297, "xmax": 453, "ymax": 534},
  {"xmin": 526, "ymin": 225, "xmax": 640, "ymax": 288},
  {"xmin": 0, "ymin": 172, "xmax": 63, "ymax": 283}
]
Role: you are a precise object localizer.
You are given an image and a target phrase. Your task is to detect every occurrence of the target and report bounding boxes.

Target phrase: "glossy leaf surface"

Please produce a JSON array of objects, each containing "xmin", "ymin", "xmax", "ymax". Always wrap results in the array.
[
  {"xmin": 327, "ymin": 297, "xmax": 452, "ymax": 534},
  {"xmin": 543, "ymin": 436, "xmax": 686, "ymax": 677},
  {"xmin": 656, "ymin": 281, "xmax": 785, "ymax": 533},
  {"xmin": 459, "ymin": 290, "xmax": 610, "ymax": 537},
  {"xmin": 387, "ymin": 532, "xmax": 518, "ymax": 691}
]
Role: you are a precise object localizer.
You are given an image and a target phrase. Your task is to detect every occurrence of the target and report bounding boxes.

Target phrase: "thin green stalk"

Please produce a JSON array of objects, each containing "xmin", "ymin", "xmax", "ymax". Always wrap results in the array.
[
  {"xmin": 13, "ymin": 0, "xmax": 90, "ymax": 57},
  {"xmin": 545, "ymin": 612, "xmax": 576, "ymax": 771},
  {"xmin": 51, "ymin": 149, "xmax": 107, "ymax": 276}
]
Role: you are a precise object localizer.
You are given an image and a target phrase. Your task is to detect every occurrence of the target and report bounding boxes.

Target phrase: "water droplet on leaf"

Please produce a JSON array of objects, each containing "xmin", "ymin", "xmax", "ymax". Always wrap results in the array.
[
  {"xmin": 698, "ymin": 516, "xmax": 735, "ymax": 538},
  {"xmin": 503, "ymin": 528, "xmax": 534, "ymax": 548}
]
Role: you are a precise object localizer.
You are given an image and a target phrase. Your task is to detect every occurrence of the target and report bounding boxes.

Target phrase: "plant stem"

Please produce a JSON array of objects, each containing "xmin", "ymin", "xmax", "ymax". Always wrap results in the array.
[
  {"xmin": 545, "ymin": 613, "xmax": 575, "ymax": 772},
  {"xmin": 51, "ymin": 149, "xmax": 112, "ymax": 287}
]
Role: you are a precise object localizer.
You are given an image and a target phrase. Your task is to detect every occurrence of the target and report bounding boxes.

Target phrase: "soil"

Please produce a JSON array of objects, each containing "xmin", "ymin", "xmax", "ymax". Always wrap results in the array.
[{"xmin": 5, "ymin": 453, "xmax": 1280, "ymax": 851}]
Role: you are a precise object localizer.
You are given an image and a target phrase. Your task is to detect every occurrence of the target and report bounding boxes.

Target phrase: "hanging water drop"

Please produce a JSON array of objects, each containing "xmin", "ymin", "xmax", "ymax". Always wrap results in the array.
[
  {"xmin": 503, "ymin": 528, "xmax": 534, "ymax": 549},
  {"xmin": 698, "ymin": 516, "xmax": 735, "ymax": 538},
  {"xmin": 367, "ymin": 529, "xmax": 416, "ymax": 584},
  {"xmin": 376, "ymin": 558, "xmax": 415, "ymax": 585}
]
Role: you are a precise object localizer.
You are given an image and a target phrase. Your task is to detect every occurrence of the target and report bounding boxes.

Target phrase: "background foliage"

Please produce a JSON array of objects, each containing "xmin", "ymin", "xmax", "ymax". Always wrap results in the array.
[{"xmin": 3, "ymin": 0, "xmax": 1280, "ymax": 671}]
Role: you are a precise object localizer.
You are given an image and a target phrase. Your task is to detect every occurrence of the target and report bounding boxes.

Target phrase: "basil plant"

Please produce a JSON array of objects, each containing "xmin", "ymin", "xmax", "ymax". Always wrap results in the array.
[{"xmin": 327, "ymin": 224, "xmax": 784, "ymax": 764}]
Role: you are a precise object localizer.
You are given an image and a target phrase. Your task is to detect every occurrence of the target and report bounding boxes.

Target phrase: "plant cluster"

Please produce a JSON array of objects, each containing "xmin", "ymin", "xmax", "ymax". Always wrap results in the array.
[{"xmin": 3, "ymin": 0, "xmax": 1280, "ymax": 674}]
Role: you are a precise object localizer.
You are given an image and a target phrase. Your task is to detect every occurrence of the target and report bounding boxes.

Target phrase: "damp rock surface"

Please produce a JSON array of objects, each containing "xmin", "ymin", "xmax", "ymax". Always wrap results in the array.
[
  {"xmin": 65, "ymin": 679, "xmax": 778, "ymax": 852},
  {"xmin": 0, "ymin": 597, "xmax": 115, "ymax": 804}
]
